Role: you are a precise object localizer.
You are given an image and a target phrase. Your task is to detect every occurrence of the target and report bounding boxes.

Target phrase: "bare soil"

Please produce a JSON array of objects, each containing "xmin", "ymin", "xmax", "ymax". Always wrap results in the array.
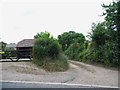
[{"xmin": 0, "ymin": 60, "xmax": 118, "ymax": 87}]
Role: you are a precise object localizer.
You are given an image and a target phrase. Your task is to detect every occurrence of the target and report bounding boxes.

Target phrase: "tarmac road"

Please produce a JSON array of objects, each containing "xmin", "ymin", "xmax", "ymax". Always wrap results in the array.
[
  {"xmin": 1, "ymin": 81, "xmax": 119, "ymax": 89},
  {"xmin": 1, "ymin": 81, "xmax": 89, "ymax": 88}
]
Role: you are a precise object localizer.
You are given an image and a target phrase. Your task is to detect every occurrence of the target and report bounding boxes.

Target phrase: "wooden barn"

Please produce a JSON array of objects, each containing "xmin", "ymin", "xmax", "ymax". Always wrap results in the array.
[{"xmin": 16, "ymin": 39, "xmax": 34, "ymax": 59}]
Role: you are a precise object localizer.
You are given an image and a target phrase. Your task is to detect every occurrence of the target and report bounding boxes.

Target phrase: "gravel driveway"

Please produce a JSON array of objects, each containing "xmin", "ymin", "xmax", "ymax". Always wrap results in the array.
[{"xmin": 0, "ymin": 59, "xmax": 118, "ymax": 87}]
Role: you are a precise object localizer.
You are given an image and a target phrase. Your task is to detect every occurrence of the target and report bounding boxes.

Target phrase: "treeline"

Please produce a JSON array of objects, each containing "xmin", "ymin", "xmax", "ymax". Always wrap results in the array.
[
  {"xmin": 1, "ymin": 1, "xmax": 119, "ymax": 68},
  {"xmin": 57, "ymin": 1, "xmax": 119, "ymax": 67}
]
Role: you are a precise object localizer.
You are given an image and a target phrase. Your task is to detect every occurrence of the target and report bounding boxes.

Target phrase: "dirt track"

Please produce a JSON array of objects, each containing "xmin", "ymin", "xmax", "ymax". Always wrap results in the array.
[{"xmin": 0, "ymin": 59, "xmax": 118, "ymax": 87}]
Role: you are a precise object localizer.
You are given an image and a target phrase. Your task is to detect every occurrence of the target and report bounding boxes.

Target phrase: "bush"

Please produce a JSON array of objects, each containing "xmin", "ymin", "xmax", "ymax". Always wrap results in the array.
[
  {"xmin": 1, "ymin": 51, "xmax": 11, "ymax": 59},
  {"xmin": 33, "ymin": 36, "xmax": 61, "ymax": 59},
  {"xmin": 33, "ymin": 32, "xmax": 69, "ymax": 72},
  {"xmin": 33, "ymin": 50, "xmax": 69, "ymax": 72},
  {"xmin": 65, "ymin": 43, "xmax": 85, "ymax": 60}
]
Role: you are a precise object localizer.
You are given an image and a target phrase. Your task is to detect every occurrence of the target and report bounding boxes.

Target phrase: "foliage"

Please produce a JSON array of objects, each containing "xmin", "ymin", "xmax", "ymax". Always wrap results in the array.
[
  {"xmin": 0, "ymin": 41, "xmax": 9, "ymax": 59},
  {"xmin": 34, "ymin": 31, "xmax": 51, "ymax": 39},
  {"xmin": 116, "ymin": 1, "xmax": 120, "ymax": 66},
  {"xmin": 65, "ymin": 42, "xmax": 87, "ymax": 60},
  {"xmin": 84, "ymin": 22, "xmax": 118, "ymax": 66},
  {"xmin": 58, "ymin": 31, "xmax": 85, "ymax": 51},
  {"xmin": 33, "ymin": 53, "xmax": 69, "ymax": 72},
  {"xmin": 58, "ymin": 31, "xmax": 87, "ymax": 61},
  {"xmin": 82, "ymin": 1, "xmax": 119, "ymax": 67},
  {"xmin": 33, "ymin": 32, "xmax": 69, "ymax": 71},
  {"xmin": 33, "ymin": 32, "xmax": 61, "ymax": 59},
  {"xmin": 102, "ymin": 1, "xmax": 117, "ymax": 31},
  {"xmin": 89, "ymin": 22, "xmax": 107, "ymax": 46},
  {"xmin": 0, "ymin": 41, "xmax": 7, "ymax": 51}
]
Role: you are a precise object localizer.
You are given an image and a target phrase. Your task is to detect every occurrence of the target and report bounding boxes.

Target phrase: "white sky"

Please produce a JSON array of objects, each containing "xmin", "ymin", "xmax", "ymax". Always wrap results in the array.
[{"xmin": 0, "ymin": 0, "xmax": 113, "ymax": 44}]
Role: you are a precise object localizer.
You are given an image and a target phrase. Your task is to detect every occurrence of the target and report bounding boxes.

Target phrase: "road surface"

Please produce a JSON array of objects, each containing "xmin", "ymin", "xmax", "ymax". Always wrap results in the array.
[
  {"xmin": 1, "ymin": 81, "xmax": 89, "ymax": 88},
  {"xmin": 1, "ymin": 81, "xmax": 119, "ymax": 88}
]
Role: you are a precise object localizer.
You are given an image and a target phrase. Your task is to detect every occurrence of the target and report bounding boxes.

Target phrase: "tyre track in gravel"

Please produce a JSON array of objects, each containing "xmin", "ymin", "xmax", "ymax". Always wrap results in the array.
[
  {"xmin": 67, "ymin": 60, "xmax": 118, "ymax": 87},
  {"xmin": 1, "ymin": 59, "xmax": 118, "ymax": 87},
  {"xmin": 1, "ymin": 60, "xmax": 78, "ymax": 83}
]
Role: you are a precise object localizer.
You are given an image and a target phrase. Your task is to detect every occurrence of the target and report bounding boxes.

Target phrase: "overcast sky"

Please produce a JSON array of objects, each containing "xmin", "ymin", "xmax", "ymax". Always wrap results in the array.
[{"xmin": 0, "ymin": 0, "xmax": 113, "ymax": 44}]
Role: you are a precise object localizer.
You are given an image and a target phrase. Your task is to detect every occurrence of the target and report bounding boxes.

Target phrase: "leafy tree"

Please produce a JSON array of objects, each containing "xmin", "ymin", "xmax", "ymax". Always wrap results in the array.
[
  {"xmin": 84, "ymin": 1, "xmax": 119, "ymax": 66},
  {"xmin": 0, "ymin": 41, "xmax": 7, "ymax": 51},
  {"xmin": 90, "ymin": 22, "xmax": 107, "ymax": 46},
  {"xmin": 86, "ymin": 22, "xmax": 107, "ymax": 63},
  {"xmin": 102, "ymin": 1, "xmax": 119, "ymax": 66},
  {"xmin": 102, "ymin": 1, "xmax": 117, "ymax": 31},
  {"xmin": 116, "ymin": 1, "xmax": 120, "ymax": 65},
  {"xmin": 34, "ymin": 31, "xmax": 51, "ymax": 39},
  {"xmin": 58, "ymin": 31, "xmax": 85, "ymax": 51}
]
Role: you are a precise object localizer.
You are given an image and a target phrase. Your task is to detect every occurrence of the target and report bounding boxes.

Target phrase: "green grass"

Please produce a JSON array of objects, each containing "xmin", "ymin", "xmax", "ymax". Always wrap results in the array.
[{"xmin": 32, "ymin": 53, "xmax": 69, "ymax": 72}]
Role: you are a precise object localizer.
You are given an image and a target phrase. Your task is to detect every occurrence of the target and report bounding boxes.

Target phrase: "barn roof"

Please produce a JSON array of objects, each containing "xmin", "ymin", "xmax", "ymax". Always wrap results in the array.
[{"xmin": 16, "ymin": 39, "xmax": 34, "ymax": 47}]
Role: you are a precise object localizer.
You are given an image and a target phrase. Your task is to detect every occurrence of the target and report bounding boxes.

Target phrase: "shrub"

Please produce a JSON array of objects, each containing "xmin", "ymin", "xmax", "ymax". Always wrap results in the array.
[
  {"xmin": 65, "ymin": 43, "xmax": 85, "ymax": 60},
  {"xmin": 33, "ymin": 36, "xmax": 61, "ymax": 59},
  {"xmin": 33, "ymin": 32, "xmax": 69, "ymax": 72},
  {"xmin": 42, "ymin": 53, "xmax": 69, "ymax": 72}
]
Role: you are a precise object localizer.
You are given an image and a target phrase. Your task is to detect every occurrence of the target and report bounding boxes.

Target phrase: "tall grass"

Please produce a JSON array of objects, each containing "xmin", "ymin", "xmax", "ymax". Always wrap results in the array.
[{"xmin": 32, "ymin": 53, "xmax": 69, "ymax": 72}]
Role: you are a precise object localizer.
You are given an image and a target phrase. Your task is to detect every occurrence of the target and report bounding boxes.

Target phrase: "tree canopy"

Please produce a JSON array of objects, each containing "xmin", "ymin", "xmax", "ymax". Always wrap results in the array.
[
  {"xmin": 58, "ymin": 31, "xmax": 85, "ymax": 51},
  {"xmin": 84, "ymin": 1, "xmax": 119, "ymax": 66}
]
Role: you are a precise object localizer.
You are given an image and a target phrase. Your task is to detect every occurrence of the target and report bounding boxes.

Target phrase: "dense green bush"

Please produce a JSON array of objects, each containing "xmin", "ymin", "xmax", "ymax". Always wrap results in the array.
[
  {"xmin": 82, "ymin": 22, "xmax": 118, "ymax": 67},
  {"xmin": 33, "ymin": 32, "xmax": 69, "ymax": 72},
  {"xmin": 65, "ymin": 43, "xmax": 83, "ymax": 60},
  {"xmin": 33, "ymin": 37, "xmax": 61, "ymax": 59},
  {"xmin": 81, "ymin": 1, "xmax": 119, "ymax": 67}
]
